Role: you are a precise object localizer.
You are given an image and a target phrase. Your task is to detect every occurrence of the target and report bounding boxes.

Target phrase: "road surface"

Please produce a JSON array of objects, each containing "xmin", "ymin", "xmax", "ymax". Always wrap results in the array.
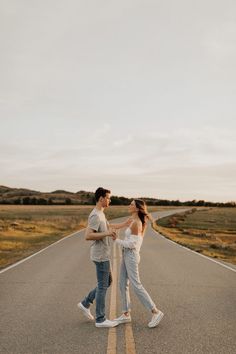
[{"xmin": 0, "ymin": 209, "xmax": 235, "ymax": 354}]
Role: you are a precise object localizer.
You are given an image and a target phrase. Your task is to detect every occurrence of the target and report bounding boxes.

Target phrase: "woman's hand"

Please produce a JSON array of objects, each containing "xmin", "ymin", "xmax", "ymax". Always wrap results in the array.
[{"xmin": 108, "ymin": 228, "xmax": 118, "ymax": 240}]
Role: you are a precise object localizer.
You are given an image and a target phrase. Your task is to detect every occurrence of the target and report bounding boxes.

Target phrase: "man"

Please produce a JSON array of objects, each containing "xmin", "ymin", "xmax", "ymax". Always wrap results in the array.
[{"xmin": 78, "ymin": 187, "xmax": 125, "ymax": 328}]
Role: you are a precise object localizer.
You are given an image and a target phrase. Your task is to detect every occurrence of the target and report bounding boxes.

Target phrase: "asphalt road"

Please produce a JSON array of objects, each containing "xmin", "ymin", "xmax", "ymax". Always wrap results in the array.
[{"xmin": 0, "ymin": 209, "xmax": 235, "ymax": 354}]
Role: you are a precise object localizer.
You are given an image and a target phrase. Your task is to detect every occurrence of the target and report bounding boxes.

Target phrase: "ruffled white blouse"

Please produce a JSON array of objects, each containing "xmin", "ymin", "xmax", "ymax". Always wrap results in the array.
[{"xmin": 115, "ymin": 227, "xmax": 143, "ymax": 252}]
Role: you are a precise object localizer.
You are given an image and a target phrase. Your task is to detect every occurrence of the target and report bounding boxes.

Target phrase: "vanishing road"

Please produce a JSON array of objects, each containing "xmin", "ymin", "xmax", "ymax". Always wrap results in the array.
[{"xmin": 0, "ymin": 209, "xmax": 235, "ymax": 354}]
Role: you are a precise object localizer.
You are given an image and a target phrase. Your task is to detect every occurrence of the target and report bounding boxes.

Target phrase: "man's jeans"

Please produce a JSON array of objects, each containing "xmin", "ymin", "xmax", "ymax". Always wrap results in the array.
[{"xmin": 81, "ymin": 260, "xmax": 112, "ymax": 323}]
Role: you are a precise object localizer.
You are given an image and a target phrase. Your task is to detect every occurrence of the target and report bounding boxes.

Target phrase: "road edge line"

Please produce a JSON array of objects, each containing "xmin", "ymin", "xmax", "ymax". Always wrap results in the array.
[
  {"xmin": 152, "ymin": 227, "xmax": 236, "ymax": 273},
  {"xmin": 0, "ymin": 229, "xmax": 84, "ymax": 275},
  {"xmin": 0, "ymin": 215, "xmax": 131, "ymax": 275}
]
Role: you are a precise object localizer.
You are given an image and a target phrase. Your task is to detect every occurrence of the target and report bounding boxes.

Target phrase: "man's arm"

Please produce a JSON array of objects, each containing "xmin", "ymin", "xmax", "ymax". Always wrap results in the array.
[{"xmin": 85, "ymin": 227, "xmax": 116, "ymax": 241}]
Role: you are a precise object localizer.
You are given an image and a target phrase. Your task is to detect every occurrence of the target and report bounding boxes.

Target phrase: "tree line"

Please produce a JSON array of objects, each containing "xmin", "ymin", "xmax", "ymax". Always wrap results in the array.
[{"xmin": 0, "ymin": 195, "xmax": 235, "ymax": 207}]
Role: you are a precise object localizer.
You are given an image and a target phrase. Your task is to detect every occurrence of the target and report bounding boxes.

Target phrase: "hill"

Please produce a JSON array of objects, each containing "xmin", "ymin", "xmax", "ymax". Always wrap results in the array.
[
  {"xmin": 0, "ymin": 185, "xmax": 96, "ymax": 205},
  {"xmin": 0, "ymin": 185, "xmax": 235, "ymax": 207}
]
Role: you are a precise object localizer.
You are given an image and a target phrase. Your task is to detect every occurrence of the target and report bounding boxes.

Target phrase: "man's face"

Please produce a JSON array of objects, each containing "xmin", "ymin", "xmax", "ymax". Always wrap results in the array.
[{"xmin": 101, "ymin": 193, "xmax": 111, "ymax": 208}]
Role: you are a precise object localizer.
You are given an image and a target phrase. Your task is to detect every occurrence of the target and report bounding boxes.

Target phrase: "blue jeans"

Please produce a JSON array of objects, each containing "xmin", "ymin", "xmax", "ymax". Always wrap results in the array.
[
  {"xmin": 119, "ymin": 249, "xmax": 156, "ymax": 312},
  {"xmin": 81, "ymin": 260, "xmax": 112, "ymax": 323}
]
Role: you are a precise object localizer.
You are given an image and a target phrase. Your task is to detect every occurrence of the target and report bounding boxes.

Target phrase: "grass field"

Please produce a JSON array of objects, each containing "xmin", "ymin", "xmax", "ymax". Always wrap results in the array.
[
  {"xmin": 153, "ymin": 208, "xmax": 236, "ymax": 265},
  {"xmin": 0, "ymin": 204, "xmax": 163, "ymax": 270},
  {"xmin": 2, "ymin": 205, "xmax": 234, "ymax": 270}
]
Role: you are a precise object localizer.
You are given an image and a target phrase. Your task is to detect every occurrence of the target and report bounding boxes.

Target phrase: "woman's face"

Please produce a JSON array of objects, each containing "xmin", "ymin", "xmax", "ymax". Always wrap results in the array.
[{"xmin": 129, "ymin": 200, "xmax": 138, "ymax": 213}]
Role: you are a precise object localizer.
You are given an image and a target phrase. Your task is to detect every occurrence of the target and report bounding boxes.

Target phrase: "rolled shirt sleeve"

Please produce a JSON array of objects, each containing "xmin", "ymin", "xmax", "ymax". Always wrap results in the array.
[{"xmin": 88, "ymin": 214, "xmax": 100, "ymax": 232}]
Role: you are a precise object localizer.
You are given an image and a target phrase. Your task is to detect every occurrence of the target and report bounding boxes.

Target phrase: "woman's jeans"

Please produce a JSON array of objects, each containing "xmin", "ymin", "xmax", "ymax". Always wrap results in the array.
[
  {"xmin": 81, "ymin": 260, "xmax": 112, "ymax": 323},
  {"xmin": 119, "ymin": 248, "xmax": 155, "ymax": 312}
]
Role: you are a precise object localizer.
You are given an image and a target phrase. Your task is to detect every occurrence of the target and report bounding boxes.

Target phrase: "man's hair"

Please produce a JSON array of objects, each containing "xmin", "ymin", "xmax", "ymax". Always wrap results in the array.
[{"xmin": 95, "ymin": 187, "xmax": 111, "ymax": 202}]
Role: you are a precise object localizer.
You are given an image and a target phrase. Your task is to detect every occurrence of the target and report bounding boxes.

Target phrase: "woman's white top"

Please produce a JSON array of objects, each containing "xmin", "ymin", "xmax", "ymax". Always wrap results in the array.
[{"xmin": 115, "ymin": 227, "xmax": 143, "ymax": 252}]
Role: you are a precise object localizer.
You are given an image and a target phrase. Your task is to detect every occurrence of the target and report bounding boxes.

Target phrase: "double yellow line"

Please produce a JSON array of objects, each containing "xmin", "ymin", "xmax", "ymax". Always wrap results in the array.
[{"xmin": 107, "ymin": 244, "xmax": 136, "ymax": 354}]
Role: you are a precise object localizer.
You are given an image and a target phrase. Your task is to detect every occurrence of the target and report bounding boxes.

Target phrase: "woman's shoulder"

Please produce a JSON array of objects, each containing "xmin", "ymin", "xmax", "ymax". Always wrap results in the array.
[{"xmin": 130, "ymin": 219, "xmax": 142, "ymax": 235}]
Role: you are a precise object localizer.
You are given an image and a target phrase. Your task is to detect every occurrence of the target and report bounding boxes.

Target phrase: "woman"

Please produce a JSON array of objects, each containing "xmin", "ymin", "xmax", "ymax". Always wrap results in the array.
[{"xmin": 114, "ymin": 199, "xmax": 164, "ymax": 328}]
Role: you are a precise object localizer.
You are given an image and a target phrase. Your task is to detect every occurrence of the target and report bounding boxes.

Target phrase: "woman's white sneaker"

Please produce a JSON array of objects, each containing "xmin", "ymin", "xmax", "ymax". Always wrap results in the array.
[
  {"xmin": 148, "ymin": 310, "xmax": 164, "ymax": 328},
  {"xmin": 77, "ymin": 302, "xmax": 94, "ymax": 321},
  {"xmin": 95, "ymin": 319, "xmax": 119, "ymax": 328},
  {"xmin": 113, "ymin": 313, "xmax": 131, "ymax": 324}
]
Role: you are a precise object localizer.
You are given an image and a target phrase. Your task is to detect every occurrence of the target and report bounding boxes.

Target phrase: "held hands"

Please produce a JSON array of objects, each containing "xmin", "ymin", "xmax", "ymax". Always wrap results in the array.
[
  {"xmin": 107, "ymin": 218, "xmax": 132, "ymax": 240},
  {"xmin": 108, "ymin": 228, "xmax": 118, "ymax": 240}
]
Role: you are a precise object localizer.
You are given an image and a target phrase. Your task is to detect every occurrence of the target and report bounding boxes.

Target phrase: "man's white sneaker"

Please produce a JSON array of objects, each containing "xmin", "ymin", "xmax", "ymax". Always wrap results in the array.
[
  {"xmin": 113, "ymin": 313, "xmax": 131, "ymax": 324},
  {"xmin": 95, "ymin": 319, "xmax": 119, "ymax": 328},
  {"xmin": 77, "ymin": 302, "xmax": 94, "ymax": 321},
  {"xmin": 148, "ymin": 310, "xmax": 164, "ymax": 328}
]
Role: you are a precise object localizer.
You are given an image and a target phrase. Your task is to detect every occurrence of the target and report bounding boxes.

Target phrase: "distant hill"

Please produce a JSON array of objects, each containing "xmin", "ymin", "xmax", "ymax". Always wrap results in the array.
[
  {"xmin": 0, "ymin": 185, "xmax": 235, "ymax": 207},
  {"xmin": 0, "ymin": 185, "xmax": 96, "ymax": 205}
]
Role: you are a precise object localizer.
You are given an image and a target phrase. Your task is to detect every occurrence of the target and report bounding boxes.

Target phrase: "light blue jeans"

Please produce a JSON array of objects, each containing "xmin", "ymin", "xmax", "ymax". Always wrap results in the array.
[
  {"xmin": 81, "ymin": 260, "xmax": 112, "ymax": 323},
  {"xmin": 119, "ymin": 248, "xmax": 156, "ymax": 312}
]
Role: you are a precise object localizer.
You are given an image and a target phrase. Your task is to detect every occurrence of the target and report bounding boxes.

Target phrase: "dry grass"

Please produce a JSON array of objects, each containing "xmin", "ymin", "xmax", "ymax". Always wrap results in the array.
[
  {"xmin": 0, "ymin": 204, "xmax": 165, "ymax": 270},
  {"xmin": 153, "ymin": 208, "xmax": 236, "ymax": 265}
]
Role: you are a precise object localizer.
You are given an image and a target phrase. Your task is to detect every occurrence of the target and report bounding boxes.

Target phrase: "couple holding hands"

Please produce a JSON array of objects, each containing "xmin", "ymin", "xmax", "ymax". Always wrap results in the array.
[{"xmin": 78, "ymin": 187, "xmax": 164, "ymax": 328}]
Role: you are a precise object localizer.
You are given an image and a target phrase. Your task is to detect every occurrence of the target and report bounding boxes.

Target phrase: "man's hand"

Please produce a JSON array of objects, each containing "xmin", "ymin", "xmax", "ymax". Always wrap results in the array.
[{"xmin": 108, "ymin": 229, "xmax": 117, "ymax": 240}]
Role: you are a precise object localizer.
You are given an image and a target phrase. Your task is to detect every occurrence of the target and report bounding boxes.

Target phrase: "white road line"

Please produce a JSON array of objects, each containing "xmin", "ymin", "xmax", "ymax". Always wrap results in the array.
[
  {"xmin": 153, "ymin": 228, "xmax": 236, "ymax": 273},
  {"xmin": 0, "ymin": 215, "xmax": 130, "ymax": 276},
  {"xmin": 0, "ymin": 211, "xmax": 174, "ymax": 276},
  {"xmin": 0, "ymin": 229, "xmax": 84, "ymax": 275}
]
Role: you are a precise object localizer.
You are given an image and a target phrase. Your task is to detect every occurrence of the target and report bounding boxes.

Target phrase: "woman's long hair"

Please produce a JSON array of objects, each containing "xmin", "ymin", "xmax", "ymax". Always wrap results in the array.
[{"xmin": 134, "ymin": 199, "xmax": 153, "ymax": 234}]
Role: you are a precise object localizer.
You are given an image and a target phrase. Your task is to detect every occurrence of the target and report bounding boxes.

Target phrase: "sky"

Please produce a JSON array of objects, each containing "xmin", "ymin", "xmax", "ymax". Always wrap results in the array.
[{"xmin": 1, "ymin": 0, "xmax": 236, "ymax": 202}]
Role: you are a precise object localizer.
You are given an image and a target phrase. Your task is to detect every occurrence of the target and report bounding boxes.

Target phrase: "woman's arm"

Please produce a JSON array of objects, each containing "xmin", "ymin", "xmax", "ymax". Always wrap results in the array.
[
  {"xmin": 109, "ymin": 218, "xmax": 132, "ymax": 230},
  {"xmin": 115, "ymin": 221, "xmax": 142, "ymax": 248},
  {"xmin": 115, "ymin": 235, "xmax": 139, "ymax": 249}
]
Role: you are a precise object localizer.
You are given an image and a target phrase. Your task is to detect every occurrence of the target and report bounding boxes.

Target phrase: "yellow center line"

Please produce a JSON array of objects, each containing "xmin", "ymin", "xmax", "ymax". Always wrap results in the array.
[
  {"xmin": 125, "ymin": 323, "xmax": 136, "ymax": 354},
  {"xmin": 122, "ymin": 246, "xmax": 136, "ymax": 354},
  {"xmin": 107, "ymin": 244, "xmax": 137, "ymax": 354},
  {"xmin": 107, "ymin": 243, "xmax": 117, "ymax": 354}
]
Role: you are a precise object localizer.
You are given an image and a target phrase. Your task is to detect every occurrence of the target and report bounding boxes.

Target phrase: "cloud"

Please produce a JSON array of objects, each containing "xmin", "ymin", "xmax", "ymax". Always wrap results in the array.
[
  {"xmin": 1, "ymin": 1, "xmax": 235, "ymax": 202},
  {"xmin": 1, "ymin": 125, "xmax": 235, "ymax": 175},
  {"xmin": 113, "ymin": 135, "xmax": 133, "ymax": 147},
  {"xmin": 203, "ymin": 21, "xmax": 236, "ymax": 72},
  {"xmin": 90, "ymin": 123, "xmax": 111, "ymax": 141}
]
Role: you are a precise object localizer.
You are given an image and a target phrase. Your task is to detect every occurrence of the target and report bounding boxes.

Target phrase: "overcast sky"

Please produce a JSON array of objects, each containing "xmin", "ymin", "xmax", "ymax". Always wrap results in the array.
[{"xmin": 1, "ymin": 0, "xmax": 236, "ymax": 202}]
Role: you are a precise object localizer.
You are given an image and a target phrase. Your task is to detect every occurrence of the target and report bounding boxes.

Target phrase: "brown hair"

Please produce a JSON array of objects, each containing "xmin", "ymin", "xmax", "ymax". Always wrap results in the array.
[
  {"xmin": 134, "ymin": 199, "xmax": 153, "ymax": 233},
  {"xmin": 95, "ymin": 187, "xmax": 111, "ymax": 202}
]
